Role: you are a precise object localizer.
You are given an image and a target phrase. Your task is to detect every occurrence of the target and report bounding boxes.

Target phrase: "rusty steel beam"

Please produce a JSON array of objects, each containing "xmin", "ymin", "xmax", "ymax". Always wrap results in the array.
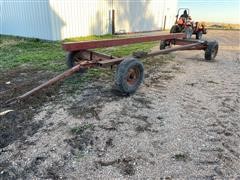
[
  {"xmin": 177, "ymin": 46, "xmax": 206, "ymax": 51},
  {"xmin": 97, "ymin": 57, "xmax": 124, "ymax": 67},
  {"xmin": 174, "ymin": 38, "xmax": 206, "ymax": 46},
  {"xmin": 88, "ymin": 50, "xmax": 116, "ymax": 59},
  {"xmin": 98, "ymin": 42, "xmax": 204, "ymax": 66},
  {"xmin": 146, "ymin": 42, "xmax": 203, "ymax": 57},
  {"xmin": 78, "ymin": 50, "xmax": 115, "ymax": 61},
  {"xmin": 62, "ymin": 33, "xmax": 186, "ymax": 51},
  {"xmin": 13, "ymin": 61, "xmax": 97, "ymax": 101}
]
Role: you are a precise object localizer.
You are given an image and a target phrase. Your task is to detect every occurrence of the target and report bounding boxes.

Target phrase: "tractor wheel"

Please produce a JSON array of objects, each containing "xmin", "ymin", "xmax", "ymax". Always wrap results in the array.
[
  {"xmin": 67, "ymin": 51, "xmax": 87, "ymax": 73},
  {"xmin": 115, "ymin": 58, "xmax": 144, "ymax": 94},
  {"xmin": 170, "ymin": 25, "xmax": 178, "ymax": 33},
  {"xmin": 196, "ymin": 31, "xmax": 203, "ymax": 40},
  {"xmin": 204, "ymin": 41, "xmax": 219, "ymax": 60}
]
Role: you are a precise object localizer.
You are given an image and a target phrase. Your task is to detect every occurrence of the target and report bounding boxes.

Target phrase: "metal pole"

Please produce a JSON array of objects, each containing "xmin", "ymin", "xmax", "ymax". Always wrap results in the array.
[
  {"xmin": 112, "ymin": 9, "xmax": 115, "ymax": 35},
  {"xmin": 163, "ymin": 16, "xmax": 167, "ymax": 30},
  {"xmin": 146, "ymin": 42, "xmax": 203, "ymax": 57},
  {"xmin": 17, "ymin": 64, "xmax": 83, "ymax": 100}
]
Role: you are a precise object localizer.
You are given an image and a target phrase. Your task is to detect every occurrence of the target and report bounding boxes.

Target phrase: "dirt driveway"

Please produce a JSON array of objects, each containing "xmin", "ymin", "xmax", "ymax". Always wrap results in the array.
[{"xmin": 1, "ymin": 30, "xmax": 240, "ymax": 179}]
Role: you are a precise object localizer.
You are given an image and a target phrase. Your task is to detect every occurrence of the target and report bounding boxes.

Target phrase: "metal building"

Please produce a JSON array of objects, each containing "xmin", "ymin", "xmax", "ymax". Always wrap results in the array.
[{"xmin": 1, "ymin": 0, "xmax": 178, "ymax": 40}]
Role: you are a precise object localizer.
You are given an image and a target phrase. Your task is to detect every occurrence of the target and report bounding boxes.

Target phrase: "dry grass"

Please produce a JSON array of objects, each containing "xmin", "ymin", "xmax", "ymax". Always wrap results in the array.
[{"xmin": 205, "ymin": 22, "xmax": 240, "ymax": 30}]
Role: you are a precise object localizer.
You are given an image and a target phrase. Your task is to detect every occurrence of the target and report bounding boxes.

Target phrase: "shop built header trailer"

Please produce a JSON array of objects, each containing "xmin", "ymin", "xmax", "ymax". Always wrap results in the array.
[{"xmin": 8, "ymin": 33, "xmax": 218, "ymax": 103}]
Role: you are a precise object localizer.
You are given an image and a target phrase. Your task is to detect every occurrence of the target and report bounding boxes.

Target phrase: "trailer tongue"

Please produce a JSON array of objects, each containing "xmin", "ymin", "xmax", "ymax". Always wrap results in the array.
[{"xmin": 6, "ymin": 33, "xmax": 219, "ymax": 104}]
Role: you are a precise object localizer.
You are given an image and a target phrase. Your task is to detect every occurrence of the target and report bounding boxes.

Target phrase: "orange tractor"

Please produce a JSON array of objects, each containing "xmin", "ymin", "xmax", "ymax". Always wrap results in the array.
[{"xmin": 170, "ymin": 8, "xmax": 207, "ymax": 39}]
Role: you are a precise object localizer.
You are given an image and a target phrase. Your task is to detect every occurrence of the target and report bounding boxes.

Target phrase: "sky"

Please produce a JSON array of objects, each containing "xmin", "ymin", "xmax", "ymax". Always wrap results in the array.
[{"xmin": 178, "ymin": 0, "xmax": 240, "ymax": 24}]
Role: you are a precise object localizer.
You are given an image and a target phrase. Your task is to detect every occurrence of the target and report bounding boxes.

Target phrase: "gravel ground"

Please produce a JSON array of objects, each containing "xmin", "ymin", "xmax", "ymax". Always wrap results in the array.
[{"xmin": 0, "ymin": 30, "xmax": 240, "ymax": 179}]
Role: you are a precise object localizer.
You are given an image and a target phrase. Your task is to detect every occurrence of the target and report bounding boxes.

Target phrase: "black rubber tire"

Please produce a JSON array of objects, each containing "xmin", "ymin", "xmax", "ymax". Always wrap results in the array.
[
  {"xmin": 160, "ymin": 40, "xmax": 171, "ymax": 50},
  {"xmin": 196, "ymin": 31, "xmax": 203, "ymax": 39},
  {"xmin": 115, "ymin": 58, "xmax": 144, "ymax": 94},
  {"xmin": 160, "ymin": 40, "xmax": 166, "ymax": 50},
  {"xmin": 170, "ymin": 25, "xmax": 179, "ymax": 33},
  {"xmin": 204, "ymin": 41, "xmax": 219, "ymax": 60},
  {"xmin": 66, "ymin": 51, "xmax": 86, "ymax": 73}
]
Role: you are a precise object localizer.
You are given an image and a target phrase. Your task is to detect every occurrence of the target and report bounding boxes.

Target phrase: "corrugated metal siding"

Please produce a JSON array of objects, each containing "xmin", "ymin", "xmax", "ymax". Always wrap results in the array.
[
  {"xmin": 114, "ymin": 0, "xmax": 164, "ymax": 33},
  {"xmin": 1, "ymin": 0, "xmax": 178, "ymax": 40},
  {"xmin": 113, "ymin": 0, "xmax": 178, "ymax": 33},
  {"xmin": 1, "ymin": 0, "xmax": 53, "ymax": 40},
  {"xmin": 49, "ymin": 0, "xmax": 111, "ymax": 40}
]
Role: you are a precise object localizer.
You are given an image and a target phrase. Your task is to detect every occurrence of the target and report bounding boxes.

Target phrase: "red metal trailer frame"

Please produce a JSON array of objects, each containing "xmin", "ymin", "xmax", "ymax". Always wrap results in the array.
[
  {"xmin": 61, "ymin": 33, "xmax": 213, "ymax": 66},
  {"xmin": 7, "ymin": 33, "xmax": 219, "ymax": 103}
]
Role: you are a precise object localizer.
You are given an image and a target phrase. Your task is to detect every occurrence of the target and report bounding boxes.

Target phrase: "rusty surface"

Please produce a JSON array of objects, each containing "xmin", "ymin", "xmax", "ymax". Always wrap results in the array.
[
  {"xmin": 17, "ymin": 61, "xmax": 96, "ymax": 100},
  {"xmin": 98, "ymin": 42, "xmax": 205, "ymax": 66},
  {"xmin": 177, "ymin": 46, "xmax": 206, "ymax": 50},
  {"xmin": 174, "ymin": 38, "xmax": 206, "ymax": 45},
  {"xmin": 127, "ymin": 67, "xmax": 140, "ymax": 86},
  {"xmin": 71, "ymin": 50, "xmax": 115, "ymax": 67},
  {"xmin": 82, "ymin": 50, "xmax": 116, "ymax": 61},
  {"xmin": 62, "ymin": 33, "xmax": 186, "ymax": 51},
  {"xmin": 97, "ymin": 57, "xmax": 124, "ymax": 66},
  {"xmin": 146, "ymin": 42, "xmax": 204, "ymax": 57}
]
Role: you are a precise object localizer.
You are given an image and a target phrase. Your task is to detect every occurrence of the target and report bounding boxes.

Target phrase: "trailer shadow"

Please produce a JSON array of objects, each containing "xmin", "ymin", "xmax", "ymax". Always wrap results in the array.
[{"xmin": 66, "ymin": 81, "xmax": 125, "ymax": 120}]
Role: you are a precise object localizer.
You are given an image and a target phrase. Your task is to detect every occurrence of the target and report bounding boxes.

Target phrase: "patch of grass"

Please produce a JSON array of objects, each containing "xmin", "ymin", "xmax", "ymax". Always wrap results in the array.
[
  {"xmin": 0, "ymin": 34, "xmax": 161, "ymax": 95},
  {"xmin": 70, "ymin": 124, "xmax": 94, "ymax": 135},
  {"xmin": 97, "ymin": 41, "xmax": 157, "ymax": 57},
  {"xmin": 0, "ymin": 34, "xmax": 120, "ymax": 73},
  {"xmin": 206, "ymin": 22, "xmax": 240, "ymax": 30},
  {"xmin": 142, "ymin": 54, "xmax": 174, "ymax": 68},
  {"xmin": 0, "ymin": 35, "xmax": 157, "ymax": 73},
  {"xmin": 64, "ymin": 34, "xmax": 119, "ymax": 42},
  {"xmin": 207, "ymin": 80, "xmax": 219, "ymax": 84},
  {"xmin": 62, "ymin": 67, "xmax": 114, "ymax": 94},
  {"xmin": 0, "ymin": 35, "xmax": 65, "ymax": 72},
  {"xmin": 172, "ymin": 153, "xmax": 189, "ymax": 162}
]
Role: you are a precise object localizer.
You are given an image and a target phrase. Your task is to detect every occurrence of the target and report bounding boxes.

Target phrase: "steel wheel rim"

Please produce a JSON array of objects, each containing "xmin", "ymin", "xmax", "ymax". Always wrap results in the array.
[
  {"xmin": 73, "ymin": 52, "xmax": 84, "ymax": 66},
  {"xmin": 127, "ymin": 67, "xmax": 140, "ymax": 86}
]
